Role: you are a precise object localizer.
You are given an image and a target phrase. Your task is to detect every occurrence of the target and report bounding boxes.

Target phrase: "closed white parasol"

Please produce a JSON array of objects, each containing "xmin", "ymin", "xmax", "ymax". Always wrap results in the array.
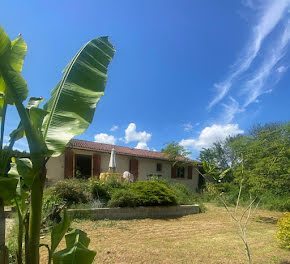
[{"xmin": 109, "ymin": 148, "xmax": 117, "ymax": 172}]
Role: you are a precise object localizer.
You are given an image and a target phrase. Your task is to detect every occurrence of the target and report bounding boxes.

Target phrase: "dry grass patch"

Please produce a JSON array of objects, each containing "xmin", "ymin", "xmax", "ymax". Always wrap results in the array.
[{"xmin": 40, "ymin": 204, "xmax": 290, "ymax": 264}]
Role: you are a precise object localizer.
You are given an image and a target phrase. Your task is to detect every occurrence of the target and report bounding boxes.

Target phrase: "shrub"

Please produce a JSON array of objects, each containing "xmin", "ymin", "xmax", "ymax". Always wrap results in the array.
[
  {"xmin": 90, "ymin": 179, "xmax": 110, "ymax": 201},
  {"xmin": 167, "ymin": 182, "xmax": 192, "ymax": 205},
  {"xmin": 102, "ymin": 178, "xmax": 128, "ymax": 196},
  {"xmin": 90, "ymin": 178, "xmax": 128, "ymax": 201},
  {"xmin": 46, "ymin": 179, "xmax": 90, "ymax": 205},
  {"xmin": 42, "ymin": 193, "xmax": 65, "ymax": 217},
  {"xmin": 108, "ymin": 181, "xmax": 177, "ymax": 207},
  {"xmin": 276, "ymin": 212, "xmax": 290, "ymax": 250},
  {"xmin": 259, "ymin": 192, "xmax": 290, "ymax": 212},
  {"xmin": 108, "ymin": 189, "xmax": 138, "ymax": 207}
]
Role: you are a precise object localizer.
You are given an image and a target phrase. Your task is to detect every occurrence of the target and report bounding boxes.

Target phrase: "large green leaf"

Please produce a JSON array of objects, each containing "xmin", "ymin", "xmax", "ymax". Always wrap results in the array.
[
  {"xmin": 4, "ymin": 70, "xmax": 28, "ymax": 104},
  {"xmin": 65, "ymin": 229, "xmax": 90, "ymax": 248},
  {"xmin": 9, "ymin": 97, "xmax": 44, "ymax": 142},
  {"xmin": 42, "ymin": 37, "xmax": 115, "ymax": 157},
  {"xmin": 15, "ymin": 158, "xmax": 33, "ymax": 187},
  {"xmin": 9, "ymin": 35, "xmax": 27, "ymax": 73},
  {"xmin": 53, "ymin": 229, "xmax": 96, "ymax": 264},
  {"xmin": 0, "ymin": 162, "xmax": 18, "ymax": 202},
  {"xmin": 0, "ymin": 26, "xmax": 10, "ymax": 58},
  {"xmin": 53, "ymin": 242, "xmax": 96, "ymax": 264},
  {"xmin": 51, "ymin": 210, "xmax": 71, "ymax": 254}
]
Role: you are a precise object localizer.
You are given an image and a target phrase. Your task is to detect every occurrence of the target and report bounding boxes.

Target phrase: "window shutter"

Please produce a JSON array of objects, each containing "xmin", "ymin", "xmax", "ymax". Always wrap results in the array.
[
  {"xmin": 171, "ymin": 165, "xmax": 177, "ymax": 178},
  {"xmin": 188, "ymin": 166, "xmax": 192, "ymax": 179},
  {"xmin": 129, "ymin": 159, "xmax": 138, "ymax": 181},
  {"xmin": 64, "ymin": 149, "xmax": 74, "ymax": 178},
  {"xmin": 93, "ymin": 154, "xmax": 101, "ymax": 178}
]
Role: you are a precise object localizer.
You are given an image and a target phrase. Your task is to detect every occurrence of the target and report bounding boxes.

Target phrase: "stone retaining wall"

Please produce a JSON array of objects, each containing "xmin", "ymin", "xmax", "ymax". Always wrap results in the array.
[{"xmin": 67, "ymin": 204, "xmax": 200, "ymax": 220}]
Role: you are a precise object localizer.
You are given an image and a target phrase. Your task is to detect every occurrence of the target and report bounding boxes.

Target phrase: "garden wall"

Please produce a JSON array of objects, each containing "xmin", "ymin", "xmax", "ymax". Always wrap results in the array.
[{"xmin": 67, "ymin": 205, "xmax": 200, "ymax": 220}]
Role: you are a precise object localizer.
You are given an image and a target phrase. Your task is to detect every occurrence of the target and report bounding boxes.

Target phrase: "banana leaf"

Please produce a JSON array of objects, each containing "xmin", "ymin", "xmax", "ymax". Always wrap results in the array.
[{"xmin": 42, "ymin": 37, "xmax": 115, "ymax": 157}]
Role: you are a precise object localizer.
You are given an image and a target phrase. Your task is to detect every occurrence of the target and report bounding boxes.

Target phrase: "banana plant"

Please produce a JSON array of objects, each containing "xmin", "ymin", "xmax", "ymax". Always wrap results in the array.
[
  {"xmin": 0, "ymin": 25, "xmax": 115, "ymax": 264},
  {"xmin": 0, "ymin": 27, "xmax": 28, "ymax": 264}
]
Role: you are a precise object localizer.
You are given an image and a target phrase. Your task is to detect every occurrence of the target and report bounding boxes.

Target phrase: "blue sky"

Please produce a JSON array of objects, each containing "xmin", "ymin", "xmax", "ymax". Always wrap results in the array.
[{"xmin": 2, "ymin": 0, "xmax": 290, "ymax": 158}]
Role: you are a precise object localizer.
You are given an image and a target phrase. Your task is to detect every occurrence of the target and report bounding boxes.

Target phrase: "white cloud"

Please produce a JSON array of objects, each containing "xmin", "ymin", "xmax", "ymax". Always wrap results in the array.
[
  {"xmin": 124, "ymin": 123, "xmax": 151, "ymax": 144},
  {"xmin": 183, "ymin": 122, "xmax": 193, "ymax": 132},
  {"xmin": 242, "ymin": 21, "xmax": 290, "ymax": 107},
  {"xmin": 94, "ymin": 133, "xmax": 116, "ymax": 145},
  {"xmin": 135, "ymin": 142, "xmax": 150, "ymax": 150},
  {"xmin": 110, "ymin": 125, "xmax": 118, "ymax": 132},
  {"xmin": 277, "ymin": 65, "xmax": 287, "ymax": 73},
  {"xmin": 208, "ymin": 0, "xmax": 290, "ymax": 110},
  {"xmin": 180, "ymin": 124, "xmax": 244, "ymax": 151}
]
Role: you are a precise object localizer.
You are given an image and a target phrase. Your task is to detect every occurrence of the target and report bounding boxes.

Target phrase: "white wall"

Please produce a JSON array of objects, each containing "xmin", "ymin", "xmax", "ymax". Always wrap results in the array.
[{"xmin": 46, "ymin": 154, "xmax": 65, "ymax": 185}]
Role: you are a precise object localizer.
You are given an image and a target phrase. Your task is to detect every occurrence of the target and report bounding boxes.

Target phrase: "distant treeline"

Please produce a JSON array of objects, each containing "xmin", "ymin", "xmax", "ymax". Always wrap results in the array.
[{"xmin": 199, "ymin": 122, "xmax": 290, "ymax": 211}]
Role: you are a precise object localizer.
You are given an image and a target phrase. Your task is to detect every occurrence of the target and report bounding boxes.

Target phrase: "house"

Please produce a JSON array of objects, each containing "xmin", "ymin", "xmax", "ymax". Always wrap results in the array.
[{"xmin": 46, "ymin": 139, "xmax": 204, "ymax": 190}]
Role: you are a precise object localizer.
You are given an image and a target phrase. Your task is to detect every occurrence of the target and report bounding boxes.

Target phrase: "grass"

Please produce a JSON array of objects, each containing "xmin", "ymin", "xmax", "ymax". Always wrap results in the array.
[{"xmin": 39, "ymin": 204, "xmax": 290, "ymax": 264}]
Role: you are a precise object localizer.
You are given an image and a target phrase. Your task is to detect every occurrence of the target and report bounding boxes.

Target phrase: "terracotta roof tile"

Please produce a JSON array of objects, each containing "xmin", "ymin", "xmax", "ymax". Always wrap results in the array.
[{"xmin": 67, "ymin": 139, "xmax": 200, "ymax": 163}]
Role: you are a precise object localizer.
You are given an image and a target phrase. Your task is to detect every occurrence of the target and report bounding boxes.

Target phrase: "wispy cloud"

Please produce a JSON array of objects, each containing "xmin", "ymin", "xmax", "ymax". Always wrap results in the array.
[
  {"xmin": 208, "ymin": 0, "xmax": 290, "ymax": 110},
  {"xmin": 110, "ymin": 125, "xmax": 118, "ymax": 132},
  {"xmin": 242, "ymin": 21, "xmax": 290, "ymax": 107},
  {"xmin": 183, "ymin": 122, "xmax": 193, "ymax": 132},
  {"xmin": 221, "ymin": 97, "xmax": 245, "ymax": 123}
]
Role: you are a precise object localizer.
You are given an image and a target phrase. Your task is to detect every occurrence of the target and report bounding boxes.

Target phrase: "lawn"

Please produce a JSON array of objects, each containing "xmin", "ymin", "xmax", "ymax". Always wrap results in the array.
[{"xmin": 40, "ymin": 204, "xmax": 290, "ymax": 264}]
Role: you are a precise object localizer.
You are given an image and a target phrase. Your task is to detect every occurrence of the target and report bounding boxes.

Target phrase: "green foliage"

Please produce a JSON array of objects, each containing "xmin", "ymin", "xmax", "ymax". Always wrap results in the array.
[
  {"xmin": 89, "ymin": 179, "xmax": 110, "ymax": 201},
  {"xmin": 199, "ymin": 122, "xmax": 290, "ymax": 211},
  {"xmin": 161, "ymin": 141, "xmax": 191, "ymax": 164},
  {"xmin": 42, "ymin": 37, "xmax": 115, "ymax": 157},
  {"xmin": 42, "ymin": 194, "xmax": 65, "ymax": 219},
  {"xmin": 53, "ymin": 229, "xmax": 96, "ymax": 264},
  {"xmin": 90, "ymin": 178, "xmax": 128, "ymax": 202},
  {"xmin": 0, "ymin": 25, "xmax": 115, "ymax": 264},
  {"xmin": 46, "ymin": 179, "xmax": 90, "ymax": 205},
  {"xmin": 51, "ymin": 210, "xmax": 71, "ymax": 254},
  {"xmin": 107, "ymin": 189, "xmax": 138, "ymax": 207},
  {"xmin": 108, "ymin": 181, "xmax": 177, "ymax": 207},
  {"xmin": 276, "ymin": 212, "xmax": 290, "ymax": 250},
  {"xmin": 167, "ymin": 182, "xmax": 196, "ymax": 205}
]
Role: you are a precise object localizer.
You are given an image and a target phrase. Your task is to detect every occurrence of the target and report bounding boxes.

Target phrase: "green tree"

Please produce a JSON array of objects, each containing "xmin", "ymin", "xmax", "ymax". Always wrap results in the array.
[
  {"xmin": 161, "ymin": 141, "xmax": 191, "ymax": 164},
  {"xmin": 199, "ymin": 122, "xmax": 290, "ymax": 205}
]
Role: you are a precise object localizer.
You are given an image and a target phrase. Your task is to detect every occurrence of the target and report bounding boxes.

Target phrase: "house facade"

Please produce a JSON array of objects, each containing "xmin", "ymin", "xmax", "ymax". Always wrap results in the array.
[{"xmin": 46, "ymin": 139, "xmax": 203, "ymax": 191}]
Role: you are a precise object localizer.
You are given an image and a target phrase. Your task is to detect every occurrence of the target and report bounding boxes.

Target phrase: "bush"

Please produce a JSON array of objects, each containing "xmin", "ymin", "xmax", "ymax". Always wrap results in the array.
[
  {"xmin": 201, "ymin": 182, "xmax": 290, "ymax": 212},
  {"xmin": 276, "ymin": 212, "xmax": 290, "ymax": 249},
  {"xmin": 168, "ymin": 182, "xmax": 194, "ymax": 204},
  {"xmin": 46, "ymin": 179, "xmax": 90, "ymax": 205},
  {"xmin": 108, "ymin": 189, "xmax": 138, "ymax": 207},
  {"xmin": 90, "ymin": 179, "xmax": 110, "ymax": 201},
  {"xmin": 90, "ymin": 178, "xmax": 128, "ymax": 201},
  {"xmin": 259, "ymin": 192, "xmax": 290, "ymax": 212},
  {"xmin": 42, "ymin": 193, "xmax": 65, "ymax": 217},
  {"xmin": 108, "ymin": 181, "xmax": 177, "ymax": 207}
]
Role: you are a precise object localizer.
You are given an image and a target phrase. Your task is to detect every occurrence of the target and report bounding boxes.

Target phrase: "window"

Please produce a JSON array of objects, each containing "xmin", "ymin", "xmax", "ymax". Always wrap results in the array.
[
  {"xmin": 156, "ymin": 163, "xmax": 162, "ymax": 172},
  {"xmin": 177, "ymin": 167, "xmax": 185, "ymax": 178}
]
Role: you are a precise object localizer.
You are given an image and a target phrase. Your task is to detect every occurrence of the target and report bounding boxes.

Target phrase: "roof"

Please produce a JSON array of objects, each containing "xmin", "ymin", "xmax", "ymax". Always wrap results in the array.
[{"xmin": 67, "ymin": 139, "xmax": 200, "ymax": 163}]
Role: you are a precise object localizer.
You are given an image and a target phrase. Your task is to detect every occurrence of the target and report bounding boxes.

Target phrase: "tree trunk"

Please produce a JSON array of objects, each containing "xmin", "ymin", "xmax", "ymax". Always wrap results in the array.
[
  {"xmin": 0, "ymin": 198, "xmax": 8, "ymax": 264},
  {"xmin": 27, "ymin": 168, "xmax": 46, "ymax": 264}
]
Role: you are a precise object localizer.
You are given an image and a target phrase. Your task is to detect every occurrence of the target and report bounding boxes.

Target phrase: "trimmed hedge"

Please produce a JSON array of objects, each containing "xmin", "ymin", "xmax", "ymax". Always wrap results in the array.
[{"xmin": 108, "ymin": 181, "xmax": 177, "ymax": 207}]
